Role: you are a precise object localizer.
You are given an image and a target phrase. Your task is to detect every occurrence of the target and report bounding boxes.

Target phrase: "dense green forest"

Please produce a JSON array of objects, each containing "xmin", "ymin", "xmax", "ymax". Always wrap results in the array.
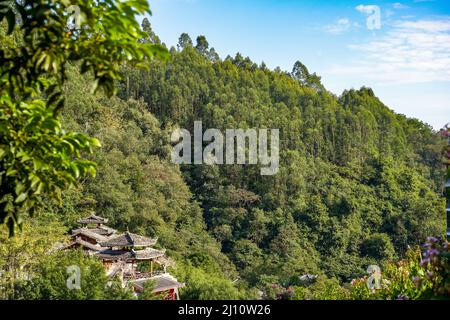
[{"xmin": 1, "ymin": 5, "xmax": 448, "ymax": 300}]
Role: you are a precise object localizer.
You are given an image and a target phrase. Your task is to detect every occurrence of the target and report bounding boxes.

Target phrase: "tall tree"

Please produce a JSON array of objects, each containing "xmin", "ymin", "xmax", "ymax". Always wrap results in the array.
[
  {"xmin": 178, "ymin": 33, "xmax": 193, "ymax": 50},
  {"xmin": 141, "ymin": 17, "xmax": 161, "ymax": 44},
  {"xmin": 292, "ymin": 60, "xmax": 323, "ymax": 91},
  {"xmin": 195, "ymin": 35, "xmax": 209, "ymax": 56}
]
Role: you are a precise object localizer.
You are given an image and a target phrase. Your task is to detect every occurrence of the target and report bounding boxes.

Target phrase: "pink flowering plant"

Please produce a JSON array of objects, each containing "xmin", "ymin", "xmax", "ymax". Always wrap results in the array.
[
  {"xmin": 418, "ymin": 237, "xmax": 450, "ymax": 298},
  {"xmin": 263, "ymin": 283, "xmax": 295, "ymax": 300}
]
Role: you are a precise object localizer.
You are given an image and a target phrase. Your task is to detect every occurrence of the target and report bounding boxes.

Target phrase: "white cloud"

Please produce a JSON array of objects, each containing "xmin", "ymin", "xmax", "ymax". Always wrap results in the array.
[
  {"xmin": 329, "ymin": 18, "xmax": 450, "ymax": 85},
  {"xmin": 385, "ymin": 9, "xmax": 395, "ymax": 18},
  {"xmin": 396, "ymin": 20, "xmax": 450, "ymax": 32},
  {"xmin": 324, "ymin": 18, "xmax": 358, "ymax": 35},
  {"xmin": 392, "ymin": 3, "xmax": 409, "ymax": 9}
]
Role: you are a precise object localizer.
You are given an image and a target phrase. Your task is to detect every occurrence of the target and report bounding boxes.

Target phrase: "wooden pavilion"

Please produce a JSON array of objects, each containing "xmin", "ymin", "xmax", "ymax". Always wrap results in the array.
[{"xmin": 97, "ymin": 231, "xmax": 184, "ymax": 299}]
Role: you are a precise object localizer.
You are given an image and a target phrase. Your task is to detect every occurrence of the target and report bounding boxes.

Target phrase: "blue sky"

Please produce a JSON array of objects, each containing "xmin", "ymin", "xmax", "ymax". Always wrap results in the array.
[{"xmin": 147, "ymin": 0, "xmax": 450, "ymax": 129}]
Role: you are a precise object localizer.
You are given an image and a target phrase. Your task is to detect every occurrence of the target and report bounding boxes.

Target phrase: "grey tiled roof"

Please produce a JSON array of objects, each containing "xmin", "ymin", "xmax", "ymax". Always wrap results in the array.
[
  {"xmin": 71, "ymin": 228, "xmax": 108, "ymax": 243},
  {"xmin": 72, "ymin": 225, "xmax": 116, "ymax": 238},
  {"xmin": 78, "ymin": 214, "xmax": 109, "ymax": 225},
  {"xmin": 66, "ymin": 238, "xmax": 102, "ymax": 252},
  {"xmin": 99, "ymin": 232, "xmax": 157, "ymax": 248},
  {"xmin": 134, "ymin": 248, "xmax": 166, "ymax": 260},
  {"xmin": 88, "ymin": 226, "xmax": 117, "ymax": 236},
  {"xmin": 133, "ymin": 274, "xmax": 185, "ymax": 293},
  {"xmin": 97, "ymin": 249, "xmax": 133, "ymax": 260},
  {"xmin": 96, "ymin": 248, "xmax": 165, "ymax": 261}
]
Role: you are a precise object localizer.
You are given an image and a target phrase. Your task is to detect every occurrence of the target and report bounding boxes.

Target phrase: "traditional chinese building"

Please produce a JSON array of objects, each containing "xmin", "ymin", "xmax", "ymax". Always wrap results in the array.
[
  {"xmin": 78, "ymin": 214, "xmax": 109, "ymax": 227},
  {"xmin": 97, "ymin": 231, "xmax": 159, "ymax": 276},
  {"xmin": 133, "ymin": 274, "xmax": 184, "ymax": 300},
  {"xmin": 68, "ymin": 214, "xmax": 184, "ymax": 299},
  {"xmin": 66, "ymin": 213, "xmax": 118, "ymax": 254}
]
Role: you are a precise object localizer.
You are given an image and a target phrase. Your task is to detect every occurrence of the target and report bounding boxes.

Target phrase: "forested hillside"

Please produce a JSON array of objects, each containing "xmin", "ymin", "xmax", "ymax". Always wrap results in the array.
[
  {"xmin": 1, "ymin": 15, "xmax": 447, "ymax": 299},
  {"xmin": 57, "ymin": 22, "xmax": 446, "ymax": 294}
]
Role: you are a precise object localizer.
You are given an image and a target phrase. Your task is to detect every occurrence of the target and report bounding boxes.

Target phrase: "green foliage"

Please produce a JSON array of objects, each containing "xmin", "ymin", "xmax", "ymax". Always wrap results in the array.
[
  {"xmin": 14, "ymin": 250, "xmax": 110, "ymax": 300},
  {"xmin": 0, "ymin": 93, "xmax": 100, "ymax": 236},
  {"xmin": 117, "ymin": 34, "xmax": 446, "ymax": 294},
  {"xmin": 178, "ymin": 33, "xmax": 193, "ymax": 51},
  {"xmin": 349, "ymin": 250, "xmax": 428, "ymax": 300},
  {"xmin": 0, "ymin": 215, "xmax": 135, "ymax": 300},
  {"xmin": 1, "ymin": 20, "xmax": 446, "ymax": 300},
  {"xmin": 138, "ymin": 280, "xmax": 160, "ymax": 300},
  {"xmin": 0, "ymin": 0, "xmax": 167, "ymax": 96},
  {"xmin": 361, "ymin": 233, "xmax": 396, "ymax": 261},
  {"xmin": 173, "ymin": 262, "xmax": 254, "ymax": 300},
  {"xmin": 0, "ymin": 215, "xmax": 67, "ymax": 299},
  {"xmin": 292, "ymin": 60, "xmax": 324, "ymax": 91},
  {"xmin": 273, "ymin": 239, "xmax": 449, "ymax": 301},
  {"xmin": 104, "ymin": 277, "xmax": 136, "ymax": 300},
  {"xmin": 39, "ymin": 66, "xmax": 245, "ymax": 298},
  {"xmin": 292, "ymin": 276, "xmax": 350, "ymax": 300}
]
